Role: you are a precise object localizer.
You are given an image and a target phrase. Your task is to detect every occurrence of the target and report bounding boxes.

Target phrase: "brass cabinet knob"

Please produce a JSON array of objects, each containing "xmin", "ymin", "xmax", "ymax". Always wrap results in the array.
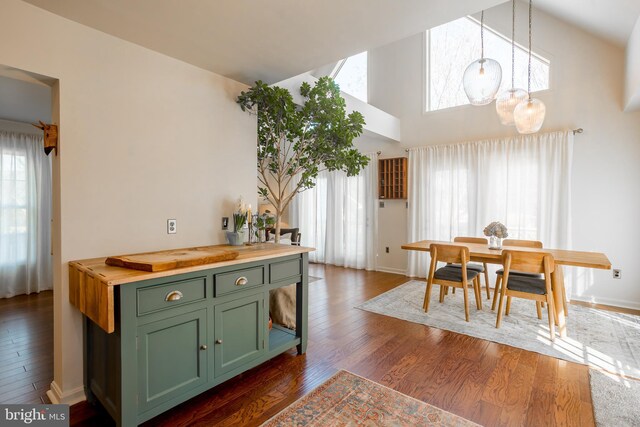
[
  {"xmin": 235, "ymin": 277, "xmax": 248, "ymax": 286},
  {"xmin": 215, "ymin": 339, "xmax": 223, "ymax": 344},
  {"xmin": 165, "ymin": 290, "xmax": 183, "ymax": 302},
  {"xmin": 200, "ymin": 344, "xmax": 208, "ymax": 350}
]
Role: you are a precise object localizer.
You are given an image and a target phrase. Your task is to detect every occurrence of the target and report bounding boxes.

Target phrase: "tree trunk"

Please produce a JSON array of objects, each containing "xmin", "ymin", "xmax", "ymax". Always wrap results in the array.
[{"xmin": 274, "ymin": 212, "xmax": 282, "ymax": 244}]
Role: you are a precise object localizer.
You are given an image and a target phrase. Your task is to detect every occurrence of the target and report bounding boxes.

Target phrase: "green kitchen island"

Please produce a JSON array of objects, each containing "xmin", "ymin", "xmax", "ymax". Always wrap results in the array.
[{"xmin": 68, "ymin": 243, "xmax": 313, "ymax": 427}]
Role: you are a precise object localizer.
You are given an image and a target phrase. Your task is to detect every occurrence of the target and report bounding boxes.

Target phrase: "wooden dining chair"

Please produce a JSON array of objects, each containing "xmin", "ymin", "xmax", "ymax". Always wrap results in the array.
[
  {"xmin": 491, "ymin": 239, "xmax": 544, "ymax": 311},
  {"xmin": 424, "ymin": 244, "xmax": 483, "ymax": 322},
  {"xmin": 495, "ymin": 250, "xmax": 558, "ymax": 341},
  {"xmin": 451, "ymin": 237, "xmax": 491, "ymax": 300}
]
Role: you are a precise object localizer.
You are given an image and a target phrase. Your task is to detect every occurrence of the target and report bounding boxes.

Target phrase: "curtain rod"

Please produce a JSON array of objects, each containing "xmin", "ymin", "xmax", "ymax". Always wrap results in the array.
[
  {"xmin": 0, "ymin": 117, "xmax": 38, "ymax": 126},
  {"xmin": 398, "ymin": 128, "xmax": 584, "ymax": 153}
]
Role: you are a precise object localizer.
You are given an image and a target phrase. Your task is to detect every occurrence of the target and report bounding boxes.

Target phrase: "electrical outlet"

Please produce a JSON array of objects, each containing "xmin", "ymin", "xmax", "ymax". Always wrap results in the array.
[
  {"xmin": 385, "ymin": 247, "xmax": 390, "ymax": 253},
  {"xmin": 379, "ymin": 201, "xmax": 385, "ymax": 208},
  {"xmin": 613, "ymin": 269, "xmax": 621, "ymax": 279},
  {"xmin": 167, "ymin": 219, "xmax": 177, "ymax": 234},
  {"xmin": 222, "ymin": 217, "xmax": 229, "ymax": 230}
]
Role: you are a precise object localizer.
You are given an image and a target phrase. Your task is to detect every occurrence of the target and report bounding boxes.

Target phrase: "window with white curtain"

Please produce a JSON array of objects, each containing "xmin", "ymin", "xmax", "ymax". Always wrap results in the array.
[
  {"xmin": 407, "ymin": 131, "xmax": 573, "ymax": 293},
  {"xmin": 291, "ymin": 154, "xmax": 378, "ymax": 270},
  {"xmin": 1, "ymin": 149, "xmax": 28, "ymax": 264},
  {"xmin": 0, "ymin": 131, "xmax": 52, "ymax": 298}
]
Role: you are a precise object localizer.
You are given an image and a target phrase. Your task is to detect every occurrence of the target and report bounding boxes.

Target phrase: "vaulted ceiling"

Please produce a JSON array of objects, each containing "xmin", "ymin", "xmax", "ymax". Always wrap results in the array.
[
  {"xmin": 21, "ymin": 0, "xmax": 640, "ymax": 85},
  {"xmin": 22, "ymin": 0, "xmax": 506, "ymax": 84},
  {"xmin": 535, "ymin": 0, "xmax": 640, "ymax": 46}
]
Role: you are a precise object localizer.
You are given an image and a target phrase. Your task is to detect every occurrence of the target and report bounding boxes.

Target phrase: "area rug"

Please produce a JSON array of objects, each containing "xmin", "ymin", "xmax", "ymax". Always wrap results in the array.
[
  {"xmin": 590, "ymin": 370, "xmax": 640, "ymax": 427},
  {"xmin": 261, "ymin": 370, "xmax": 479, "ymax": 426},
  {"xmin": 357, "ymin": 281, "xmax": 640, "ymax": 426}
]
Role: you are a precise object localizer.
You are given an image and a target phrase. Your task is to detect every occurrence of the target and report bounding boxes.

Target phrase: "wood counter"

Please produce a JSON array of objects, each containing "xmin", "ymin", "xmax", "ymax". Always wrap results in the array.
[{"xmin": 69, "ymin": 243, "xmax": 314, "ymax": 333}]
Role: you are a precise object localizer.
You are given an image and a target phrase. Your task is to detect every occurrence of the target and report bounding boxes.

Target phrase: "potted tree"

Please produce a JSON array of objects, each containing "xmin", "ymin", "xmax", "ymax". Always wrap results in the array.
[{"xmin": 237, "ymin": 77, "xmax": 368, "ymax": 243}]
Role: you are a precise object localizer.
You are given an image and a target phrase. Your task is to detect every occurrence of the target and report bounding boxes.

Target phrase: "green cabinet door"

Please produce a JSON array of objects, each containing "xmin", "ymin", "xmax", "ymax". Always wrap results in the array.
[
  {"xmin": 137, "ymin": 308, "xmax": 208, "ymax": 413},
  {"xmin": 214, "ymin": 294, "xmax": 264, "ymax": 377}
]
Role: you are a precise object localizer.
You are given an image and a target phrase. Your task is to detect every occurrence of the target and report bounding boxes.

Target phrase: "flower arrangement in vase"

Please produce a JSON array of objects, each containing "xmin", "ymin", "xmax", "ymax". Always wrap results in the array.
[
  {"xmin": 226, "ymin": 197, "xmax": 249, "ymax": 246},
  {"xmin": 483, "ymin": 221, "xmax": 508, "ymax": 250}
]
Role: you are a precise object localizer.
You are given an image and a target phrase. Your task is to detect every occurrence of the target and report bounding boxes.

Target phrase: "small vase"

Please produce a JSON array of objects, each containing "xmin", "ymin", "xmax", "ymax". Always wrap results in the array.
[
  {"xmin": 489, "ymin": 236, "xmax": 503, "ymax": 250},
  {"xmin": 226, "ymin": 230, "xmax": 245, "ymax": 246}
]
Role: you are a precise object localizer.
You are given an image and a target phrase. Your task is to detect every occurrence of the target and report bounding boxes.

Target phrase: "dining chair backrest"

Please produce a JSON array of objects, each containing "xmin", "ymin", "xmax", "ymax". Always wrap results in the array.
[
  {"xmin": 431, "ymin": 244, "xmax": 470, "ymax": 265},
  {"xmin": 502, "ymin": 250, "xmax": 555, "ymax": 275},
  {"xmin": 503, "ymin": 239, "xmax": 543, "ymax": 249},
  {"xmin": 453, "ymin": 236, "xmax": 488, "ymax": 244}
]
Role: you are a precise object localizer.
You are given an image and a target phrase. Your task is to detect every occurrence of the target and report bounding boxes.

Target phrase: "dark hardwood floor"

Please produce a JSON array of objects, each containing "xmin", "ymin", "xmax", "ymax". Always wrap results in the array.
[
  {"xmin": 63, "ymin": 264, "xmax": 592, "ymax": 426},
  {"xmin": 0, "ymin": 290, "xmax": 53, "ymax": 404}
]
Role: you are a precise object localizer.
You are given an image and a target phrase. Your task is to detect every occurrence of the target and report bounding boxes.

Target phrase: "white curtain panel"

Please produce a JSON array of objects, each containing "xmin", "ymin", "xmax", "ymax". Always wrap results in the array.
[
  {"xmin": 408, "ymin": 131, "xmax": 573, "ymax": 295},
  {"xmin": 292, "ymin": 153, "xmax": 378, "ymax": 270},
  {"xmin": 0, "ymin": 131, "xmax": 52, "ymax": 298}
]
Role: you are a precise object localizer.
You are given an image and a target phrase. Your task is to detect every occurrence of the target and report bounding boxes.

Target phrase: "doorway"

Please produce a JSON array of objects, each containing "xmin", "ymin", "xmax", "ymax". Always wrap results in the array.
[{"xmin": 0, "ymin": 69, "xmax": 55, "ymax": 403}]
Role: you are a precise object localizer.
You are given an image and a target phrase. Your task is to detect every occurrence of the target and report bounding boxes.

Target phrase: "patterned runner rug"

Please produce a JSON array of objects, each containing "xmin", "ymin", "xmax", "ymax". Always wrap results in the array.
[
  {"xmin": 261, "ymin": 370, "xmax": 479, "ymax": 426},
  {"xmin": 357, "ymin": 280, "xmax": 640, "ymax": 426}
]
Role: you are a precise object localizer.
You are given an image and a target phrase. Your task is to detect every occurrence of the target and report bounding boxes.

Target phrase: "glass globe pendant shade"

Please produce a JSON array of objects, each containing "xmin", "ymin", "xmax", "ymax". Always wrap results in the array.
[
  {"xmin": 495, "ymin": 88, "xmax": 528, "ymax": 126},
  {"xmin": 514, "ymin": 97, "xmax": 546, "ymax": 134},
  {"xmin": 463, "ymin": 58, "xmax": 502, "ymax": 106}
]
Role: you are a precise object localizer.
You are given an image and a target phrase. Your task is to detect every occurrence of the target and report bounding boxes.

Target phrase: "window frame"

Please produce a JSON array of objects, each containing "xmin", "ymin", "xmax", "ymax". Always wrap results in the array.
[
  {"xmin": 423, "ymin": 16, "xmax": 552, "ymax": 114},
  {"xmin": 331, "ymin": 51, "xmax": 369, "ymax": 103}
]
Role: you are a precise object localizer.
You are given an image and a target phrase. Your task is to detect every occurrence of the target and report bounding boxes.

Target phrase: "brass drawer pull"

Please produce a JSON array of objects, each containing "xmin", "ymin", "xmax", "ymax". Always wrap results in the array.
[
  {"xmin": 215, "ymin": 339, "xmax": 223, "ymax": 344},
  {"xmin": 200, "ymin": 344, "xmax": 208, "ymax": 350},
  {"xmin": 235, "ymin": 276, "xmax": 248, "ymax": 286},
  {"xmin": 164, "ymin": 290, "xmax": 183, "ymax": 302}
]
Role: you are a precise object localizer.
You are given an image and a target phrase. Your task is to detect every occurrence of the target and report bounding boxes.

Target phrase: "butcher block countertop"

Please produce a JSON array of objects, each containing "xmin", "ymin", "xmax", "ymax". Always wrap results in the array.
[
  {"xmin": 70, "ymin": 243, "xmax": 314, "ymax": 286},
  {"xmin": 69, "ymin": 243, "xmax": 314, "ymax": 333}
]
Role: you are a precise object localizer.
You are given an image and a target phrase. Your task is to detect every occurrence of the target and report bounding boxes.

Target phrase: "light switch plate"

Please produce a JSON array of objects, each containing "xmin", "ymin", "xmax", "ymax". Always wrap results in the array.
[
  {"xmin": 222, "ymin": 217, "xmax": 229, "ymax": 230},
  {"xmin": 167, "ymin": 219, "xmax": 177, "ymax": 234}
]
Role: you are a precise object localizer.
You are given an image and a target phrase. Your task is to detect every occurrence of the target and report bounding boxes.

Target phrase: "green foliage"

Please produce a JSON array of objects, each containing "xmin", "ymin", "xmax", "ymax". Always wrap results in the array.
[
  {"xmin": 232, "ymin": 212, "xmax": 247, "ymax": 232},
  {"xmin": 254, "ymin": 213, "xmax": 276, "ymax": 230},
  {"xmin": 237, "ymin": 77, "xmax": 368, "ymax": 219}
]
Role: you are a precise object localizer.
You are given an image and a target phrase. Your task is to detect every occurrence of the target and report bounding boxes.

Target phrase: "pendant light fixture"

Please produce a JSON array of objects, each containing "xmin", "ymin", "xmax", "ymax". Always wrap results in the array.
[
  {"xmin": 463, "ymin": 11, "xmax": 502, "ymax": 106},
  {"xmin": 496, "ymin": 0, "xmax": 528, "ymax": 126},
  {"xmin": 514, "ymin": 0, "xmax": 546, "ymax": 134}
]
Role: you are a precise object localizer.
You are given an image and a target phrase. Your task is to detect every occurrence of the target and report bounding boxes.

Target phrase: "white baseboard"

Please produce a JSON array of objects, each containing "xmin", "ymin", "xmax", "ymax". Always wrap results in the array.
[
  {"xmin": 570, "ymin": 295, "xmax": 640, "ymax": 311},
  {"xmin": 46, "ymin": 381, "xmax": 86, "ymax": 405},
  {"xmin": 376, "ymin": 267, "xmax": 407, "ymax": 276}
]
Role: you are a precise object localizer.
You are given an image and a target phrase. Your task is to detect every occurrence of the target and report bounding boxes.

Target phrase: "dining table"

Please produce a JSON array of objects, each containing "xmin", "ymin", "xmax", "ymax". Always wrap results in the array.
[{"xmin": 401, "ymin": 240, "xmax": 612, "ymax": 337}]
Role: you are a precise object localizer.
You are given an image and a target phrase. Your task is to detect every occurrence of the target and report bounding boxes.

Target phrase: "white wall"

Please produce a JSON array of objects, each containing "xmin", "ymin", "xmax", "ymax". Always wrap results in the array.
[
  {"xmin": 625, "ymin": 16, "xmax": 640, "ymax": 111},
  {"xmin": 368, "ymin": 2, "xmax": 640, "ymax": 309},
  {"xmin": 352, "ymin": 135, "xmax": 408, "ymax": 274},
  {"xmin": 0, "ymin": 0, "xmax": 257, "ymax": 403},
  {"xmin": 0, "ymin": 75, "xmax": 51, "ymax": 123}
]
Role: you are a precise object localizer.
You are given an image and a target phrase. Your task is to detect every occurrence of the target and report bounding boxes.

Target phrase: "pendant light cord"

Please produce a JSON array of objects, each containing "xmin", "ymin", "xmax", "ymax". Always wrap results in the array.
[
  {"xmin": 527, "ymin": 0, "xmax": 533, "ymax": 99},
  {"xmin": 481, "ymin": 10, "xmax": 485, "ymax": 59},
  {"xmin": 511, "ymin": 0, "xmax": 516, "ymax": 89}
]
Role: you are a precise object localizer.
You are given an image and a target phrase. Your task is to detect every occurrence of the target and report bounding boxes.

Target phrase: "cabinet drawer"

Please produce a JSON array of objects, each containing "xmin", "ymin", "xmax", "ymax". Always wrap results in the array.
[
  {"xmin": 137, "ymin": 277, "xmax": 206, "ymax": 316},
  {"xmin": 270, "ymin": 258, "xmax": 301, "ymax": 283},
  {"xmin": 214, "ymin": 266, "xmax": 264, "ymax": 297}
]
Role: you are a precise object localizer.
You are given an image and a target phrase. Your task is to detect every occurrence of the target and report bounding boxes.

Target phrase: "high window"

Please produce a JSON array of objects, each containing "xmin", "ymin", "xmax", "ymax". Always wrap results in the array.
[
  {"xmin": 426, "ymin": 17, "xmax": 550, "ymax": 112},
  {"xmin": 333, "ymin": 51, "xmax": 368, "ymax": 103}
]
